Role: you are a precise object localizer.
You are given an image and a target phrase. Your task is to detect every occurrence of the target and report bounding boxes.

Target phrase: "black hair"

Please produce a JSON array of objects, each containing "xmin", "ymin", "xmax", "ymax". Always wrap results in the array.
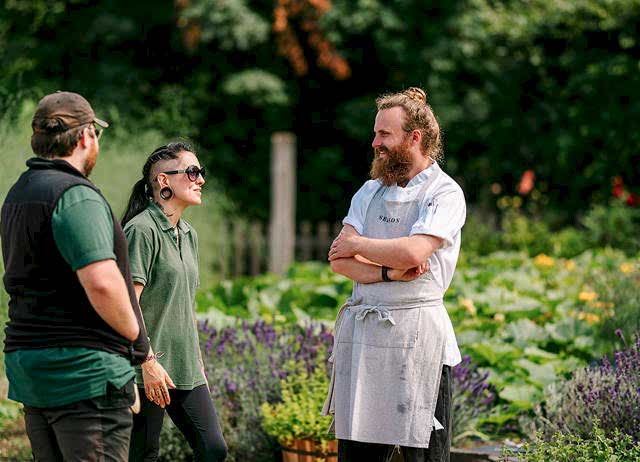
[{"xmin": 121, "ymin": 141, "xmax": 195, "ymax": 227}]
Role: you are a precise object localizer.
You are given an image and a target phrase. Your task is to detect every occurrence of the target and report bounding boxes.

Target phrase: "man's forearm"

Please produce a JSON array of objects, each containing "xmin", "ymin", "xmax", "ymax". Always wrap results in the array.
[
  {"xmin": 330, "ymin": 257, "xmax": 383, "ymax": 283},
  {"xmin": 330, "ymin": 226, "xmax": 442, "ymax": 270},
  {"xmin": 77, "ymin": 260, "xmax": 141, "ymax": 341},
  {"xmin": 355, "ymin": 236, "xmax": 439, "ymax": 270}
]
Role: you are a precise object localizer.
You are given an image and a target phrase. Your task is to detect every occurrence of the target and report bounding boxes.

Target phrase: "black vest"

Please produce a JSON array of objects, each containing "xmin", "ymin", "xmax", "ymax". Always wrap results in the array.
[{"xmin": 1, "ymin": 157, "xmax": 149, "ymax": 365}]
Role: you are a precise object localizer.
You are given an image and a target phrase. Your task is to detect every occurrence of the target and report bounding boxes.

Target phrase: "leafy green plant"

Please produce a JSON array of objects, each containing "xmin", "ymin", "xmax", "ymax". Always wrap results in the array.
[
  {"xmin": 501, "ymin": 421, "xmax": 640, "ymax": 462},
  {"xmin": 260, "ymin": 364, "xmax": 333, "ymax": 445},
  {"xmin": 531, "ymin": 336, "xmax": 640, "ymax": 443},
  {"xmin": 582, "ymin": 199, "xmax": 640, "ymax": 255},
  {"xmin": 196, "ymin": 262, "xmax": 352, "ymax": 321},
  {"xmin": 550, "ymin": 227, "xmax": 593, "ymax": 259},
  {"xmin": 592, "ymin": 263, "xmax": 640, "ymax": 349},
  {"xmin": 500, "ymin": 209, "xmax": 552, "ymax": 257}
]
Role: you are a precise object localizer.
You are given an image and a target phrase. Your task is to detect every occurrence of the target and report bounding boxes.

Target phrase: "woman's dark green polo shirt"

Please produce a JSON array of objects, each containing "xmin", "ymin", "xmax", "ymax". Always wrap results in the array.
[{"xmin": 123, "ymin": 202, "xmax": 205, "ymax": 390}]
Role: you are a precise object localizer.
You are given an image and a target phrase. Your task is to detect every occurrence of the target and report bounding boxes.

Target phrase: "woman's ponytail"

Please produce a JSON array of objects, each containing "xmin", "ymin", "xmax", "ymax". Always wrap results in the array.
[{"xmin": 121, "ymin": 178, "xmax": 150, "ymax": 227}]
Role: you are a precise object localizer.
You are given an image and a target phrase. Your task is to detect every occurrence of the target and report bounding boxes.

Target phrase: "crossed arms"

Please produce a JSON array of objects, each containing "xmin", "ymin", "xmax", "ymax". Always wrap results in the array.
[{"xmin": 328, "ymin": 224, "xmax": 443, "ymax": 283}]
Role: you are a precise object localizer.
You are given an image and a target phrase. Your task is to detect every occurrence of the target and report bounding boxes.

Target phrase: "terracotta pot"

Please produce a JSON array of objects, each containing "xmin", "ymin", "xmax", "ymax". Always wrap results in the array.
[{"xmin": 281, "ymin": 439, "xmax": 338, "ymax": 462}]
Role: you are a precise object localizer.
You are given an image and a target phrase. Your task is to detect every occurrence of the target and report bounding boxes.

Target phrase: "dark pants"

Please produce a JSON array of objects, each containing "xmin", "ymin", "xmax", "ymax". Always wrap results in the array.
[
  {"xmin": 24, "ymin": 379, "xmax": 136, "ymax": 462},
  {"xmin": 338, "ymin": 365, "xmax": 452, "ymax": 462},
  {"xmin": 129, "ymin": 384, "xmax": 227, "ymax": 462}
]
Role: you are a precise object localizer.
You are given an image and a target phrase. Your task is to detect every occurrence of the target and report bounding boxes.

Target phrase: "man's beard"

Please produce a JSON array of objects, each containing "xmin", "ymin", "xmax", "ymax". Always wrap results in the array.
[
  {"xmin": 369, "ymin": 139, "xmax": 413, "ymax": 186},
  {"xmin": 83, "ymin": 144, "xmax": 98, "ymax": 177}
]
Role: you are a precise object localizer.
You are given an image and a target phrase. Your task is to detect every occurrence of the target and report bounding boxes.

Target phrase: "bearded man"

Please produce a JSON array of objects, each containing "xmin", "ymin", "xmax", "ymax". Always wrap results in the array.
[
  {"xmin": 325, "ymin": 87, "xmax": 466, "ymax": 462},
  {"xmin": 1, "ymin": 92, "xmax": 150, "ymax": 461}
]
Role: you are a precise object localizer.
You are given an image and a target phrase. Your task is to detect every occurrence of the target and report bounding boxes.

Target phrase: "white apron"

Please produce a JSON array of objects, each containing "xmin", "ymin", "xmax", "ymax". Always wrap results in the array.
[{"xmin": 323, "ymin": 169, "xmax": 449, "ymax": 448}]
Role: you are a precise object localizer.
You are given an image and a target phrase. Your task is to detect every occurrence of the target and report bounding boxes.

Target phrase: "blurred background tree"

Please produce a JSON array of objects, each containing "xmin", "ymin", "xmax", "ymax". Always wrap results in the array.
[{"xmin": 1, "ymin": 0, "xmax": 638, "ymax": 223}]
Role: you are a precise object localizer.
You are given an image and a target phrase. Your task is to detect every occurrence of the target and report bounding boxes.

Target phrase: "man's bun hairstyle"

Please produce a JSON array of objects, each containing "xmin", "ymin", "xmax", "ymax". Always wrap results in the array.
[{"xmin": 403, "ymin": 87, "xmax": 428, "ymax": 105}]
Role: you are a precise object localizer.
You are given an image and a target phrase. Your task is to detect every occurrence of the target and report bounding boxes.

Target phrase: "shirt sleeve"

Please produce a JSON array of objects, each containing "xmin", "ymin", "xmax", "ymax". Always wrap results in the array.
[
  {"xmin": 124, "ymin": 224, "xmax": 155, "ymax": 286},
  {"xmin": 52, "ymin": 185, "xmax": 115, "ymax": 271},
  {"xmin": 342, "ymin": 180, "xmax": 380, "ymax": 234},
  {"xmin": 410, "ymin": 187, "xmax": 466, "ymax": 249}
]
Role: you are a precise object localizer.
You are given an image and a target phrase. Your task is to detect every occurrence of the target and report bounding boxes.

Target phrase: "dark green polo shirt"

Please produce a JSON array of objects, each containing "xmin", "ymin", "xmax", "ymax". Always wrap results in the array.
[
  {"xmin": 124, "ymin": 202, "xmax": 205, "ymax": 390},
  {"xmin": 5, "ymin": 185, "xmax": 134, "ymax": 408}
]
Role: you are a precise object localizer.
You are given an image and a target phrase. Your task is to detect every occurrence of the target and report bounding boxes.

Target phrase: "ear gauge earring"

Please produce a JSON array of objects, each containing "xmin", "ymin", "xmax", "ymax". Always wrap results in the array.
[{"xmin": 159, "ymin": 187, "xmax": 174, "ymax": 200}]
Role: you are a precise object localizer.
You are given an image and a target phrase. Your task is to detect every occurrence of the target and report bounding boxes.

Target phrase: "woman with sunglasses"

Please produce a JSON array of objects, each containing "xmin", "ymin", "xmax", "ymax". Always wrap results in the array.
[{"xmin": 121, "ymin": 142, "xmax": 227, "ymax": 461}]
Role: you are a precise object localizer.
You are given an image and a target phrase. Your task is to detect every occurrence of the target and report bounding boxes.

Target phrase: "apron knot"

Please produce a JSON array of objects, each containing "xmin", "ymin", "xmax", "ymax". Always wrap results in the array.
[{"xmin": 354, "ymin": 306, "xmax": 397, "ymax": 325}]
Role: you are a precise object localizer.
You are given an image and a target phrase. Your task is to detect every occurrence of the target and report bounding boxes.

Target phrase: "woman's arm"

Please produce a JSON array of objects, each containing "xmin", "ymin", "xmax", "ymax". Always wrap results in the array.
[{"xmin": 135, "ymin": 282, "xmax": 176, "ymax": 408}]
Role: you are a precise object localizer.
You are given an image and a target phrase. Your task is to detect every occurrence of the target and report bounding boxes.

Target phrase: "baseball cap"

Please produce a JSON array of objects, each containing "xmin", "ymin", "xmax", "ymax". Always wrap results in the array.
[{"xmin": 32, "ymin": 91, "xmax": 109, "ymax": 133}]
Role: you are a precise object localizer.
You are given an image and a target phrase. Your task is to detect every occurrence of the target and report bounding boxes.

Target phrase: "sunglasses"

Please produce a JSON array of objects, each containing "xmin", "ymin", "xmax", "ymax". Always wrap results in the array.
[{"xmin": 162, "ymin": 165, "xmax": 206, "ymax": 182}]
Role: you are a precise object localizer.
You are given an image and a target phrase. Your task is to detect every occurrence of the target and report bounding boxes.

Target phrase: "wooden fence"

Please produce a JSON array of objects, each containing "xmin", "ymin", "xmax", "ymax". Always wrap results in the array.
[{"xmin": 209, "ymin": 221, "xmax": 342, "ymax": 277}]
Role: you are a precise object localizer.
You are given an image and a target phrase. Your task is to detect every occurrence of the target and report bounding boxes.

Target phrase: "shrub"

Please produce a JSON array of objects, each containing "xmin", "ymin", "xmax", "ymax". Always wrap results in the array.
[
  {"xmin": 198, "ymin": 320, "xmax": 333, "ymax": 462},
  {"xmin": 451, "ymin": 355, "xmax": 498, "ymax": 444},
  {"xmin": 593, "ymin": 265, "xmax": 640, "ymax": 350},
  {"xmin": 550, "ymin": 227, "xmax": 592, "ymax": 259},
  {"xmin": 582, "ymin": 199, "xmax": 640, "ymax": 255},
  {"xmin": 260, "ymin": 364, "xmax": 333, "ymax": 445},
  {"xmin": 460, "ymin": 212, "xmax": 502, "ymax": 256},
  {"xmin": 500, "ymin": 209, "xmax": 552, "ymax": 257},
  {"xmin": 501, "ymin": 421, "xmax": 640, "ymax": 462},
  {"xmin": 534, "ymin": 335, "xmax": 640, "ymax": 442}
]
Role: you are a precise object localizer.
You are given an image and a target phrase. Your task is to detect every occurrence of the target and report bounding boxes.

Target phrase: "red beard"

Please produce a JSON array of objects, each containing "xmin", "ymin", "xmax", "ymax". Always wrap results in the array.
[
  {"xmin": 83, "ymin": 143, "xmax": 98, "ymax": 177},
  {"xmin": 369, "ymin": 139, "xmax": 413, "ymax": 186}
]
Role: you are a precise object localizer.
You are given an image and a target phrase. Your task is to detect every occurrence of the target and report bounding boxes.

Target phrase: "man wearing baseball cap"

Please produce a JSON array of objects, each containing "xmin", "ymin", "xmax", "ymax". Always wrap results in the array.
[{"xmin": 1, "ymin": 91, "xmax": 150, "ymax": 461}]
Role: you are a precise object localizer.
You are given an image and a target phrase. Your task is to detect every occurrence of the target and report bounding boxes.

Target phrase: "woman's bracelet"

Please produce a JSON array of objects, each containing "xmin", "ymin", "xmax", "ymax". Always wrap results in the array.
[{"xmin": 144, "ymin": 351, "xmax": 164, "ymax": 363}]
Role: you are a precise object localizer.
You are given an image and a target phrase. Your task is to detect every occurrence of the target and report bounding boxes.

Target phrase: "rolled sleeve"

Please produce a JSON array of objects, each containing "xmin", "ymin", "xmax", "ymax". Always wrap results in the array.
[{"xmin": 410, "ymin": 188, "xmax": 466, "ymax": 249}]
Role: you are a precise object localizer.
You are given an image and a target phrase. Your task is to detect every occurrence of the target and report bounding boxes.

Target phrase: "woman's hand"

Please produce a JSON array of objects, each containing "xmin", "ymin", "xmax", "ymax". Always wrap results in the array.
[{"xmin": 142, "ymin": 360, "xmax": 176, "ymax": 408}]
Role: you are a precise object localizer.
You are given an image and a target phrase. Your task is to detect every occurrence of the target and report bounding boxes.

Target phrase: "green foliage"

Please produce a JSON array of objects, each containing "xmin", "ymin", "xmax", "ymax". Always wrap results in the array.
[
  {"xmin": 550, "ymin": 228, "xmax": 593, "ymax": 259},
  {"xmin": 260, "ymin": 365, "xmax": 333, "ymax": 445},
  {"xmin": 157, "ymin": 420, "xmax": 193, "ymax": 462},
  {"xmin": 459, "ymin": 212, "xmax": 502, "ymax": 256},
  {"xmin": 196, "ymin": 262, "xmax": 353, "ymax": 321},
  {"xmin": 462, "ymin": 207, "xmax": 639, "ymax": 259},
  {"xmin": 502, "ymin": 421, "xmax": 640, "ymax": 462},
  {"xmin": 181, "ymin": 0, "xmax": 270, "ymax": 51},
  {"xmin": 196, "ymin": 248, "xmax": 640, "ymax": 440},
  {"xmin": 591, "ymin": 264, "xmax": 640, "ymax": 354},
  {"xmin": 499, "ymin": 210, "xmax": 552, "ymax": 256},
  {"xmin": 3, "ymin": 0, "xmax": 639, "ymax": 222},
  {"xmin": 582, "ymin": 199, "xmax": 640, "ymax": 254},
  {"xmin": 0, "ymin": 399, "xmax": 21, "ymax": 433},
  {"xmin": 222, "ymin": 70, "xmax": 290, "ymax": 107}
]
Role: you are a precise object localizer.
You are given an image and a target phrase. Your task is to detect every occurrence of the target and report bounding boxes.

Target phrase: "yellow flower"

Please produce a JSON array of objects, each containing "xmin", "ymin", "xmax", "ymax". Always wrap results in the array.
[
  {"xmin": 459, "ymin": 296, "xmax": 476, "ymax": 315},
  {"xmin": 534, "ymin": 254, "xmax": 555, "ymax": 268},
  {"xmin": 493, "ymin": 313, "xmax": 505, "ymax": 322},
  {"xmin": 620, "ymin": 263, "xmax": 635, "ymax": 274},
  {"xmin": 584, "ymin": 313, "xmax": 601, "ymax": 324},
  {"xmin": 578, "ymin": 291, "xmax": 598, "ymax": 302},
  {"xmin": 566, "ymin": 260, "xmax": 575, "ymax": 271}
]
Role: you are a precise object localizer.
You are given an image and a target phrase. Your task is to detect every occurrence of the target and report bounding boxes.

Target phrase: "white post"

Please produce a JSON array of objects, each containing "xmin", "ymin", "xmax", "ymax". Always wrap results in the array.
[{"xmin": 269, "ymin": 132, "xmax": 296, "ymax": 275}]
